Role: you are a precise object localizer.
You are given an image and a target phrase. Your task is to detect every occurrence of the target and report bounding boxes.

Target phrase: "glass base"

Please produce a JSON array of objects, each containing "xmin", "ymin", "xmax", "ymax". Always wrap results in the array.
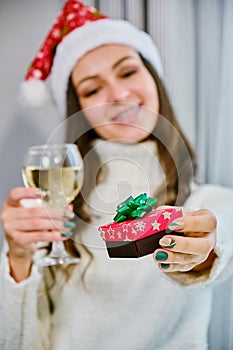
[{"xmin": 34, "ymin": 255, "xmax": 80, "ymax": 267}]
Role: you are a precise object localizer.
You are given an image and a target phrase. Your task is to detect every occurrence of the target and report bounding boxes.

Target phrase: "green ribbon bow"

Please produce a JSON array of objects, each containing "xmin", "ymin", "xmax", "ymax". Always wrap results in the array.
[{"xmin": 113, "ymin": 193, "xmax": 158, "ymax": 223}]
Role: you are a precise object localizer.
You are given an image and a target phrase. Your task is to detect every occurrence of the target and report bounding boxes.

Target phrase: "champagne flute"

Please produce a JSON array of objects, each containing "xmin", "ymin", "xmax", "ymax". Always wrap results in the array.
[{"xmin": 22, "ymin": 143, "xmax": 84, "ymax": 266}]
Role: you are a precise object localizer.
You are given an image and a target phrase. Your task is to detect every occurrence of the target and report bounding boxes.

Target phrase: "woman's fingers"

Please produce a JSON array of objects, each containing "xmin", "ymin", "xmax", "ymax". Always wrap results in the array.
[
  {"xmin": 2, "ymin": 208, "xmax": 75, "ymax": 240},
  {"xmin": 153, "ymin": 241, "xmax": 211, "ymax": 273},
  {"xmin": 4, "ymin": 187, "xmax": 74, "ymax": 217},
  {"xmin": 6, "ymin": 187, "xmax": 41, "ymax": 207},
  {"xmin": 157, "ymin": 262, "xmax": 198, "ymax": 273},
  {"xmin": 2, "ymin": 205, "xmax": 74, "ymax": 221},
  {"xmin": 159, "ymin": 234, "xmax": 214, "ymax": 256},
  {"xmin": 153, "ymin": 207, "xmax": 217, "ymax": 273},
  {"xmin": 1, "ymin": 187, "xmax": 76, "ymax": 250},
  {"xmin": 8, "ymin": 230, "xmax": 69, "ymax": 246},
  {"xmin": 153, "ymin": 234, "xmax": 216, "ymax": 272},
  {"xmin": 168, "ymin": 209, "xmax": 217, "ymax": 233},
  {"xmin": 154, "ymin": 246, "xmax": 206, "ymax": 264},
  {"xmin": 6, "ymin": 217, "xmax": 72, "ymax": 232},
  {"xmin": 1, "ymin": 206, "xmax": 75, "ymax": 237}
]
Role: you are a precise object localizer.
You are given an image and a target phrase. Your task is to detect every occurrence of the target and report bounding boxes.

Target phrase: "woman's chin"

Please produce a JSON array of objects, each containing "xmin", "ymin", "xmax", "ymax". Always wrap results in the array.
[
  {"xmin": 94, "ymin": 120, "xmax": 155, "ymax": 142},
  {"xmin": 105, "ymin": 129, "xmax": 151, "ymax": 143}
]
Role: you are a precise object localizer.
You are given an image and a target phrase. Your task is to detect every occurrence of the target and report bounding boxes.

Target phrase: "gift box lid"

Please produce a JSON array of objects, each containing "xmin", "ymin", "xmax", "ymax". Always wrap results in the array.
[{"xmin": 99, "ymin": 207, "xmax": 184, "ymax": 242}]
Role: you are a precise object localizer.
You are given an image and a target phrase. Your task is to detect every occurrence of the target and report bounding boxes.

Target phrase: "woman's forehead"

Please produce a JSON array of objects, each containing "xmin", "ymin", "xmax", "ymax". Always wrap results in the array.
[{"xmin": 72, "ymin": 44, "xmax": 140, "ymax": 81}]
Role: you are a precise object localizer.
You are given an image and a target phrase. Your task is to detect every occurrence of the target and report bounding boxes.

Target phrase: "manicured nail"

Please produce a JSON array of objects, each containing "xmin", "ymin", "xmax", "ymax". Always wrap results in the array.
[
  {"xmin": 155, "ymin": 251, "xmax": 168, "ymax": 261},
  {"xmin": 63, "ymin": 211, "xmax": 75, "ymax": 219},
  {"xmin": 159, "ymin": 237, "xmax": 176, "ymax": 248},
  {"xmin": 61, "ymin": 231, "xmax": 73, "ymax": 238},
  {"xmin": 161, "ymin": 263, "xmax": 170, "ymax": 269},
  {"xmin": 168, "ymin": 219, "xmax": 184, "ymax": 231},
  {"xmin": 63, "ymin": 221, "xmax": 76, "ymax": 228}
]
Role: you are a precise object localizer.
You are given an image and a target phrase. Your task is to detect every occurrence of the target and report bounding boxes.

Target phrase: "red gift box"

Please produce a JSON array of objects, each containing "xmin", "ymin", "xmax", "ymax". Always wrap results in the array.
[{"xmin": 99, "ymin": 207, "xmax": 184, "ymax": 258}]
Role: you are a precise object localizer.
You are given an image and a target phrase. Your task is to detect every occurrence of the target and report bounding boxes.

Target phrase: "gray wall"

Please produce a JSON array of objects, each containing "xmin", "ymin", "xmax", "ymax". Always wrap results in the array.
[{"xmin": 0, "ymin": 1, "xmax": 63, "ymax": 208}]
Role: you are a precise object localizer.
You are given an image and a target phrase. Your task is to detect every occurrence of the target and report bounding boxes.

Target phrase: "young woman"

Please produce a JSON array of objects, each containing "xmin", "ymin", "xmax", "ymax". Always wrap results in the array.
[{"xmin": 1, "ymin": 1, "xmax": 233, "ymax": 349}]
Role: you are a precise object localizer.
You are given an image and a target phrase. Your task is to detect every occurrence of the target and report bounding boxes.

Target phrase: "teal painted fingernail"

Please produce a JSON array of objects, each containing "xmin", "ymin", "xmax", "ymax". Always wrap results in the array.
[
  {"xmin": 155, "ymin": 251, "xmax": 168, "ymax": 261},
  {"xmin": 168, "ymin": 220, "xmax": 184, "ymax": 230},
  {"xmin": 159, "ymin": 237, "xmax": 176, "ymax": 248},
  {"xmin": 63, "ymin": 221, "xmax": 76, "ymax": 228},
  {"xmin": 61, "ymin": 231, "xmax": 73, "ymax": 238},
  {"xmin": 161, "ymin": 263, "xmax": 170, "ymax": 269}
]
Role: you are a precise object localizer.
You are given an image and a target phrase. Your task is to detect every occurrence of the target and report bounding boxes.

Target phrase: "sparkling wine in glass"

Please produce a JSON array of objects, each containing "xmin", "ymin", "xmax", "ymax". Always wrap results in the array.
[{"xmin": 22, "ymin": 143, "xmax": 84, "ymax": 266}]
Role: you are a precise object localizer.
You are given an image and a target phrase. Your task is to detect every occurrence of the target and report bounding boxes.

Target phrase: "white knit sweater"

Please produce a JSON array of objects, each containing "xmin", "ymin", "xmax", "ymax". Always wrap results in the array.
[{"xmin": 1, "ymin": 139, "xmax": 233, "ymax": 350}]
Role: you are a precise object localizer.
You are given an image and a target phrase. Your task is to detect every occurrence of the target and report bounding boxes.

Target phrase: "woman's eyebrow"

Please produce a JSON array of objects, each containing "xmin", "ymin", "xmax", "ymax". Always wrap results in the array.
[
  {"xmin": 75, "ymin": 75, "xmax": 98, "ymax": 89},
  {"xmin": 112, "ymin": 55, "xmax": 135, "ymax": 69}
]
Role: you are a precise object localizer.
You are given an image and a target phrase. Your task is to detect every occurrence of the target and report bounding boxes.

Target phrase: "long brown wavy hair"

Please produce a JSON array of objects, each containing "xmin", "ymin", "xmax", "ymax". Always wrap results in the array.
[{"xmin": 45, "ymin": 56, "xmax": 197, "ymax": 285}]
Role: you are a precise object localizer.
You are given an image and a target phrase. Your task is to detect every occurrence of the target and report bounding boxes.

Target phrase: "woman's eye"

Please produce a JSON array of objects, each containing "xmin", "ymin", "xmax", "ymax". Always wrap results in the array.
[
  {"xmin": 122, "ymin": 69, "xmax": 137, "ymax": 78},
  {"xmin": 84, "ymin": 88, "xmax": 99, "ymax": 97}
]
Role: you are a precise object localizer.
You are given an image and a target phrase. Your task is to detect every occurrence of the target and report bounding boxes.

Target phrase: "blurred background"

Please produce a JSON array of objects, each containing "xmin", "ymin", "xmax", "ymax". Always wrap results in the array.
[{"xmin": 0, "ymin": 0, "xmax": 233, "ymax": 348}]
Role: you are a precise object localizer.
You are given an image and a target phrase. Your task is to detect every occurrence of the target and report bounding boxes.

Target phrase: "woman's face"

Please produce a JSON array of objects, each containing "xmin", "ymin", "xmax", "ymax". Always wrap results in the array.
[{"xmin": 71, "ymin": 44, "xmax": 159, "ymax": 142}]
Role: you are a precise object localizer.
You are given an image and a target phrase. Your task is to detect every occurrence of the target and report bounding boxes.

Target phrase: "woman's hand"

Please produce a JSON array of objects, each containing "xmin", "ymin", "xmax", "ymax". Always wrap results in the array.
[
  {"xmin": 0, "ymin": 187, "xmax": 74, "ymax": 281},
  {"xmin": 153, "ymin": 208, "xmax": 217, "ymax": 273}
]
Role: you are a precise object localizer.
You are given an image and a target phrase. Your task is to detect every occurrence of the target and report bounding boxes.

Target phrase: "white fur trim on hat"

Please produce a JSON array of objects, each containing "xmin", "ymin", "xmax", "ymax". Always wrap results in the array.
[
  {"xmin": 18, "ymin": 79, "xmax": 49, "ymax": 108},
  {"xmin": 50, "ymin": 19, "xmax": 163, "ymax": 116}
]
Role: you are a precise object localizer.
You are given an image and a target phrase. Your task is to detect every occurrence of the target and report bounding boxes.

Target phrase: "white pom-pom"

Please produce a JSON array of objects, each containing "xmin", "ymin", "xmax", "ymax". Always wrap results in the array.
[{"xmin": 18, "ymin": 79, "xmax": 49, "ymax": 107}]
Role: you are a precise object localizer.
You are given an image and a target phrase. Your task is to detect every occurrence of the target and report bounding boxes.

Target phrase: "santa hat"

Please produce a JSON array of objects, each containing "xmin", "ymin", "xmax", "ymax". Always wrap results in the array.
[{"xmin": 19, "ymin": 0, "xmax": 163, "ymax": 116}]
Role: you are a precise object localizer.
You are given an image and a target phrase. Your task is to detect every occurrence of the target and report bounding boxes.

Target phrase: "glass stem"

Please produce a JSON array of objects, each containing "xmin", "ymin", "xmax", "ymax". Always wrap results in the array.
[{"xmin": 50, "ymin": 241, "xmax": 67, "ymax": 257}]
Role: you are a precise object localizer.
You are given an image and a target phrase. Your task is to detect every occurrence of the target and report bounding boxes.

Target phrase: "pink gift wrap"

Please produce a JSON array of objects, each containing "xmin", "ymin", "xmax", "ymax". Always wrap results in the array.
[{"xmin": 99, "ymin": 208, "xmax": 184, "ymax": 258}]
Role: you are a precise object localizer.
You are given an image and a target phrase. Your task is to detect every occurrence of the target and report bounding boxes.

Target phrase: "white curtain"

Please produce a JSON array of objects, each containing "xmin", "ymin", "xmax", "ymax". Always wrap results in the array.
[
  {"xmin": 197, "ymin": 0, "xmax": 233, "ymax": 187},
  {"xmin": 194, "ymin": 3, "xmax": 233, "ymax": 345},
  {"xmin": 146, "ymin": 0, "xmax": 233, "ymax": 189},
  {"xmin": 145, "ymin": 1, "xmax": 233, "ymax": 348}
]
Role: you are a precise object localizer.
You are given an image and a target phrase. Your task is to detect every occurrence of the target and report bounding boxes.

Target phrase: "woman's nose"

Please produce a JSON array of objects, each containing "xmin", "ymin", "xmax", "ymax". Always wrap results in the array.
[{"xmin": 107, "ymin": 82, "xmax": 131, "ymax": 102}]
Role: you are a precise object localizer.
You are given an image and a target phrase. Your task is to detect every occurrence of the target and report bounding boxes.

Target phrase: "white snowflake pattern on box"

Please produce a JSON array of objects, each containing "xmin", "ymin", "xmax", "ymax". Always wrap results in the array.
[{"xmin": 99, "ymin": 208, "xmax": 184, "ymax": 242}]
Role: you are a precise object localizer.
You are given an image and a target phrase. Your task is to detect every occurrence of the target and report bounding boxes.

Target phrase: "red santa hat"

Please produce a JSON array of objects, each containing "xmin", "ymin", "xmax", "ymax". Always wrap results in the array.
[{"xmin": 19, "ymin": 0, "xmax": 163, "ymax": 116}]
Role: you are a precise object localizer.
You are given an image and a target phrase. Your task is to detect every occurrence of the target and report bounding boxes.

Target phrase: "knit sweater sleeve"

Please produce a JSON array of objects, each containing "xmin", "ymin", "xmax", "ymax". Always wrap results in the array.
[
  {"xmin": 0, "ymin": 242, "xmax": 50, "ymax": 350},
  {"xmin": 163, "ymin": 184, "xmax": 233, "ymax": 287}
]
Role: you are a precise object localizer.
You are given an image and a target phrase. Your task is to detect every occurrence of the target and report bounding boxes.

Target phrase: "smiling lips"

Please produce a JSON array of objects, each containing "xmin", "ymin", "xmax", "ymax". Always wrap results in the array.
[{"xmin": 112, "ymin": 105, "xmax": 141, "ymax": 124}]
